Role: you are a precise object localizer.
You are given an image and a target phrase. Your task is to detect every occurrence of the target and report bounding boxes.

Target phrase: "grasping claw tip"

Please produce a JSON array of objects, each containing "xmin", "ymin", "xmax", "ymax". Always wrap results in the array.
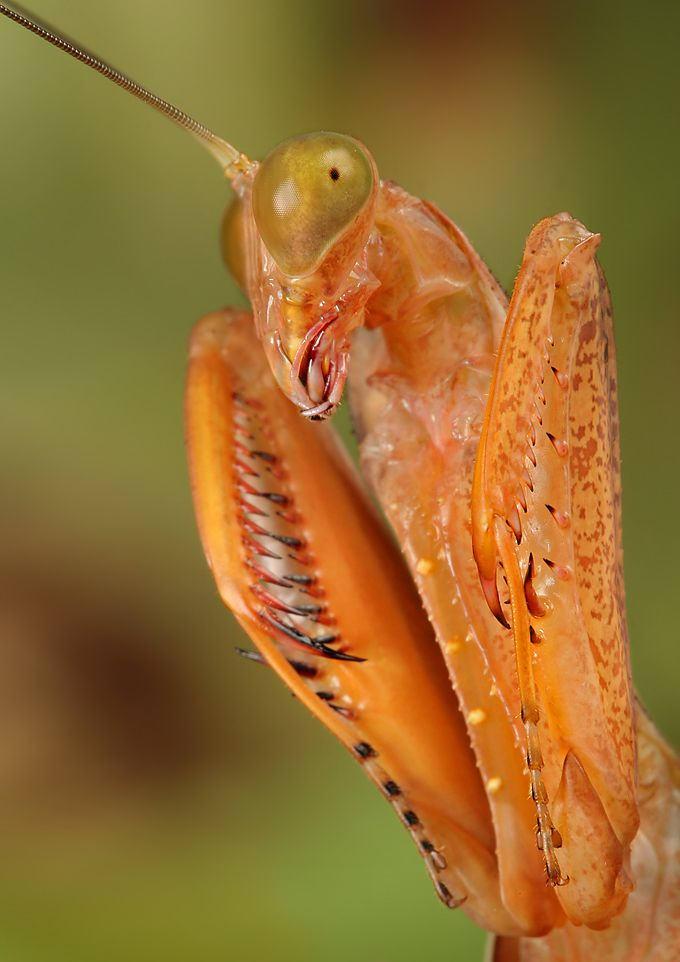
[
  {"xmin": 259, "ymin": 491, "xmax": 290, "ymax": 506},
  {"xmin": 543, "ymin": 557, "xmax": 572, "ymax": 581},
  {"xmin": 235, "ymin": 647, "xmax": 267, "ymax": 665},
  {"xmin": 523, "ymin": 553, "xmax": 546, "ymax": 617},
  {"xmin": 235, "ymin": 646, "xmax": 318, "ymax": 678},
  {"xmin": 289, "ymin": 660, "xmax": 319, "ymax": 678},
  {"xmin": 259, "ymin": 610, "xmax": 365, "ymax": 662},
  {"xmin": 506, "ymin": 505, "xmax": 523, "ymax": 542},
  {"xmin": 251, "ymin": 449, "xmax": 277, "ymax": 463},
  {"xmin": 316, "ymin": 691, "xmax": 353, "ymax": 718},
  {"xmin": 546, "ymin": 432, "xmax": 569, "ymax": 457},
  {"xmin": 430, "ymin": 849, "xmax": 448, "ymax": 871},
  {"xmin": 546, "ymin": 870, "xmax": 570, "ymax": 888},
  {"xmin": 437, "ymin": 882, "xmax": 467, "ymax": 909},
  {"xmin": 354, "ymin": 741, "xmax": 377, "ymax": 759},
  {"xmin": 545, "ymin": 503, "xmax": 570, "ymax": 529},
  {"xmin": 438, "ymin": 882, "xmax": 452, "ymax": 902},
  {"xmin": 551, "ymin": 366, "xmax": 570, "ymax": 389},
  {"xmin": 329, "ymin": 703, "xmax": 354, "ymax": 718},
  {"xmin": 321, "ymin": 647, "xmax": 366, "ymax": 663},
  {"xmin": 284, "ymin": 573, "xmax": 316, "ymax": 587},
  {"xmin": 294, "ymin": 602, "xmax": 324, "ymax": 615},
  {"xmin": 480, "ymin": 573, "xmax": 510, "ymax": 628}
]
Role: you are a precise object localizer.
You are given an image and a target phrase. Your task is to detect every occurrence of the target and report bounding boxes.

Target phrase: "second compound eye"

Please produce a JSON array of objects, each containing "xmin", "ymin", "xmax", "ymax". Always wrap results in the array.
[{"xmin": 252, "ymin": 131, "xmax": 375, "ymax": 277}]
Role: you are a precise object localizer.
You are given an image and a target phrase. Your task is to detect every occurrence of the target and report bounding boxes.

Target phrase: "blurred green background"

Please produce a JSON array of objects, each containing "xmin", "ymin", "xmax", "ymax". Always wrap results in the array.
[{"xmin": 0, "ymin": 2, "xmax": 678, "ymax": 960}]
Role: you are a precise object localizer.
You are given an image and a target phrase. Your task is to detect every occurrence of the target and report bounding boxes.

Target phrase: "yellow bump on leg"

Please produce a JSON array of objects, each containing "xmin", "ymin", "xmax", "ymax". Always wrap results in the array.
[
  {"xmin": 445, "ymin": 638, "xmax": 462, "ymax": 655},
  {"xmin": 467, "ymin": 708, "xmax": 487, "ymax": 726},
  {"xmin": 416, "ymin": 557, "xmax": 434, "ymax": 575},
  {"xmin": 486, "ymin": 776, "xmax": 503, "ymax": 795}
]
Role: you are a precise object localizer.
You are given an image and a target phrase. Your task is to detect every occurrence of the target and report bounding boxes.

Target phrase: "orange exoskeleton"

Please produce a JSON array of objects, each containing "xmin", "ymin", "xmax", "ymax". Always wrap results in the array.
[{"xmin": 1, "ymin": 4, "xmax": 678, "ymax": 960}]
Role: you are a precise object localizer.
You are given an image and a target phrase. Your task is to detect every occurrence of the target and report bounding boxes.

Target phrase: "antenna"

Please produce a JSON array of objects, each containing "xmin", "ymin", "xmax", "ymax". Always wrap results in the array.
[{"xmin": 0, "ymin": 1, "xmax": 251, "ymax": 177}]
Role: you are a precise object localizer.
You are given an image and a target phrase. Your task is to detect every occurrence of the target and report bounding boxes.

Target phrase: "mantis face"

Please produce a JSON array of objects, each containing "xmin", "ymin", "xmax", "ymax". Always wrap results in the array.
[{"xmin": 222, "ymin": 132, "xmax": 379, "ymax": 420}]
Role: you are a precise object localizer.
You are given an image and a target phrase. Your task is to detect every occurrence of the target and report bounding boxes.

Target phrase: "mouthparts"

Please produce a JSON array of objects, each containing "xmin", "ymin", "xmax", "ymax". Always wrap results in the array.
[{"xmin": 291, "ymin": 314, "xmax": 349, "ymax": 420}]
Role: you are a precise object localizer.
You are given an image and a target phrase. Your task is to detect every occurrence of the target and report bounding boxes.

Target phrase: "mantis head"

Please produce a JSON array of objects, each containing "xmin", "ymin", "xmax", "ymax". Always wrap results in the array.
[
  {"xmin": 222, "ymin": 132, "xmax": 380, "ymax": 419},
  {"xmin": 0, "ymin": 4, "xmax": 378, "ymax": 420}
]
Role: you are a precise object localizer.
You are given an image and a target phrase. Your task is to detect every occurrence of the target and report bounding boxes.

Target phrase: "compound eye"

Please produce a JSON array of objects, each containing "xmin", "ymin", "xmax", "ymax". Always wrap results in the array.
[
  {"xmin": 252, "ymin": 132, "xmax": 375, "ymax": 277},
  {"xmin": 220, "ymin": 195, "xmax": 247, "ymax": 291}
]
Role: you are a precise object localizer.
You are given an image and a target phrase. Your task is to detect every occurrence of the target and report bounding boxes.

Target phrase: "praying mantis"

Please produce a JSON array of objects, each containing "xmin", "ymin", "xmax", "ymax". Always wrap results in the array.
[{"xmin": 1, "ymin": 5, "xmax": 678, "ymax": 960}]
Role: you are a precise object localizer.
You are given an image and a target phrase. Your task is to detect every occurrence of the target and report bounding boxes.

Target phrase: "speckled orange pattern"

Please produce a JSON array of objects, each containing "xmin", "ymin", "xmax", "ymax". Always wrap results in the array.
[
  {"xmin": 472, "ymin": 215, "xmax": 638, "ymax": 924},
  {"xmin": 568, "ymin": 267, "xmax": 633, "ymax": 780}
]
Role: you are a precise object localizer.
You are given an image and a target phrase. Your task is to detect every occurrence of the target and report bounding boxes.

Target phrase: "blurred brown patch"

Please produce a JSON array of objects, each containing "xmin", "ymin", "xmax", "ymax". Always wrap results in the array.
[
  {"xmin": 0, "ymin": 551, "xmax": 223, "ymax": 832},
  {"xmin": 358, "ymin": 0, "xmax": 549, "ymax": 48}
]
